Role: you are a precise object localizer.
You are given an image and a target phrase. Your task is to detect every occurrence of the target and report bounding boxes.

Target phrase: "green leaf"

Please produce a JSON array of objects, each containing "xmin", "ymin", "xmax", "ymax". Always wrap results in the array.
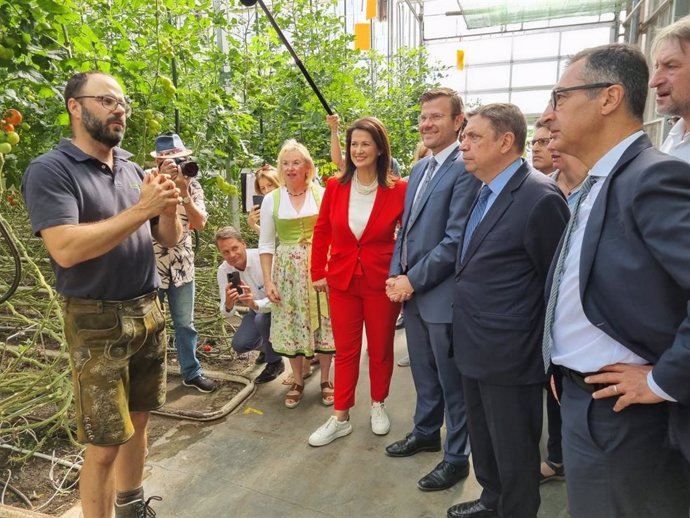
[
  {"xmin": 56, "ymin": 112, "xmax": 70, "ymax": 126},
  {"xmin": 38, "ymin": 87, "xmax": 56, "ymax": 98}
]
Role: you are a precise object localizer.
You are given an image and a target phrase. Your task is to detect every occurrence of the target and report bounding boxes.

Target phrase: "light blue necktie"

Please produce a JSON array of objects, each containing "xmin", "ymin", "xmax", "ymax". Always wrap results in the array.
[
  {"xmin": 542, "ymin": 174, "xmax": 599, "ymax": 372},
  {"xmin": 460, "ymin": 185, "xmax": 491, "ymax": 262}
]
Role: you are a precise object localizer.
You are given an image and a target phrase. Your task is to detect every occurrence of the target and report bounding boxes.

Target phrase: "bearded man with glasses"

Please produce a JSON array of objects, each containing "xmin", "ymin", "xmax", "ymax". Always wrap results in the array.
[{"xmin": 22, "ymin": 71, "xmax": 181, "ymax": 518}]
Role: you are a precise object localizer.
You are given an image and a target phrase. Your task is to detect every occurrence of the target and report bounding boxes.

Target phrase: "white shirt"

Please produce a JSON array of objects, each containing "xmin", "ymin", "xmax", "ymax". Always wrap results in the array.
[
  {"xmin": 348, "ymin": 180, "xmax": 377, "ymax": 239},
  {"xmin": 551, "ymin": 131, "xmax": 648, "ymax": 372},
  {"xmin": 257, "ymin": 185, "xmax": 323, "ymax": 254},
  {"xmin": 217, "ymin": 248, "xmax": 271, "ymax": 318},
  {"xmin": 660, "ymin": 118, "xmax": 690, "ymax": 162}
]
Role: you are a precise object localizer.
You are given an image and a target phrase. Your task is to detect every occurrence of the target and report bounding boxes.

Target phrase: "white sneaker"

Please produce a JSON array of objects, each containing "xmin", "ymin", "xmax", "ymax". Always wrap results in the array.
[
  {"xmin": 370, "ymin": 402, "xmax": 391, "ymax": 435},
  {"xmin": 308, "ymin": 416, "xmax": 353, "ymax": 447},
  {"xmin": 397, "ymin": 355, "xmax": 410, "ymax": 367}
]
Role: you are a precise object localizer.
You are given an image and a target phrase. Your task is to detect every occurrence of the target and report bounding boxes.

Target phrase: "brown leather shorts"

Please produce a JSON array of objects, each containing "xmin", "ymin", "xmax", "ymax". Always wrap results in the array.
[{"xmin": 62, "ymin": 291, "xmax": 167, "ymax": 445}]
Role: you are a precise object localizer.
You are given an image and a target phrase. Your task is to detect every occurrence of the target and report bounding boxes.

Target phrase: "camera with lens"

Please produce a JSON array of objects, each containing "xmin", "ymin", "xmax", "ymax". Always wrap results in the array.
[{"xmin": 174, "ymin": 157, "xmax": 199, "ymax": 178}]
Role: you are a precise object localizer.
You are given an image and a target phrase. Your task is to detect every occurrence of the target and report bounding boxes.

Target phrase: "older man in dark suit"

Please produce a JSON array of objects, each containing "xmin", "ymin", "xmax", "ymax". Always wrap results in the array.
[
  {"xmin": 447, "ymin": 103, "xmax": 569, "ymax": 518},
  {"xmin": 386, "ymin": 88, "xmax": 480, "ymax": 492},
  {"xmin": 541, "ymin": 43, "xmax": 690, "ymax": 518}
]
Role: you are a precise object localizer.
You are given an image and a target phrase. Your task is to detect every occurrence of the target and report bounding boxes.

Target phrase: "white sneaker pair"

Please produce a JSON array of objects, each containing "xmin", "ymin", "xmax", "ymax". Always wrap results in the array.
[{"xmin": 308, "ymin": 402, "xmax": 391, "ymax": 446}]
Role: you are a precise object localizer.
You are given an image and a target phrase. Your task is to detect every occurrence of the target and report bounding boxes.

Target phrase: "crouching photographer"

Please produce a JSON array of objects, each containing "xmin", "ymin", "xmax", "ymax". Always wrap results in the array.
[{"xmin": 215, "ymin": 226, "xmax": 285, "ymax": 384}]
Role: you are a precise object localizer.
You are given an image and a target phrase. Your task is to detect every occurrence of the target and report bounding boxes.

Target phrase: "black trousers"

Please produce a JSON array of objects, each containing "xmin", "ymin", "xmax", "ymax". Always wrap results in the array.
[{"xmin": 462, "ymin": 376, "xmax": 542, "ymax": 518}]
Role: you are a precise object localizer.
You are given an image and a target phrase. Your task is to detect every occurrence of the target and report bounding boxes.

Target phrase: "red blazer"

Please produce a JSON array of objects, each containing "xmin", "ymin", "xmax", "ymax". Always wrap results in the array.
[{"xmin": 312, "ymin": 176, "xmax": 407, "ymax": 292}]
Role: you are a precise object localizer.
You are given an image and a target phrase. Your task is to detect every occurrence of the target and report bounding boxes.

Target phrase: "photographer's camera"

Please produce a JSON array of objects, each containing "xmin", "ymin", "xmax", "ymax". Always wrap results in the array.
[{"xmin": 174, "ymin": 157, "xmax": 199, "ymax": 177}]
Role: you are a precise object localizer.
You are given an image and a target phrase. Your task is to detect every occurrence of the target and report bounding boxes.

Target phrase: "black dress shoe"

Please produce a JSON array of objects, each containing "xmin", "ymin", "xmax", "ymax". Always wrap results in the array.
[
  {"xmin": 385, "ymin": 433, "xmax": 441, "ymax": 457},
  {"xmin": 255, "ymin": 360, "xmax": 285, "ymax": 384},
  {"xmin": 447, "ymin": 499, "xmax": 497, "ymax": 518},
  {"xmin": 255, "ymin": 351, "xmax": 266, "ymax": 365},
  {"xmin": 417, "ymin": 460, "xmax": 470, "ymax": 491}
]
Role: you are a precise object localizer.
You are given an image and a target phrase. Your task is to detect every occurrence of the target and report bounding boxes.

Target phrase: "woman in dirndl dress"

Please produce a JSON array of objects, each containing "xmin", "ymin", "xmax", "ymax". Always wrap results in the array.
[{"xmin": 259, "ymin": 139, "xmax": 335, "ymax": 408}]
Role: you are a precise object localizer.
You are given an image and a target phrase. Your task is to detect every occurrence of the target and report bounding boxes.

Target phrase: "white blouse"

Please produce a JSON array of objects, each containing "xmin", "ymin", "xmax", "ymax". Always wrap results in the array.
[
  {"xmin": 348, "ymin": 187, "xmax": 377, "ymax": 240},
  {"xmin": 258, "ymin": 185, "xmax": 324, "ymax": 254}
]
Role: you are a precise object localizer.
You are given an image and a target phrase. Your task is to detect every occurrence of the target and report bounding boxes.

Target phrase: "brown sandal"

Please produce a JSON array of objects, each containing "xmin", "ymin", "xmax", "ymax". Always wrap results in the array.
[
  {"xmin": 320, "ymin": 380, "xmax": 334, "ymax": 406},
  {"xmin": 285, "ymin": 383, "xmax": 304, "ymax": 409},
  {"xmin": 281, "ymin": 368, "xmax": 312, "ymax": 386}
]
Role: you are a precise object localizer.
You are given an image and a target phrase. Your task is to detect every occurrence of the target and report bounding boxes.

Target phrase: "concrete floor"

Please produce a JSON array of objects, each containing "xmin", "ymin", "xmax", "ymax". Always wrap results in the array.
[{"xmin": 142, "ymin": 328, "xmax": 570, "ymax": 518}]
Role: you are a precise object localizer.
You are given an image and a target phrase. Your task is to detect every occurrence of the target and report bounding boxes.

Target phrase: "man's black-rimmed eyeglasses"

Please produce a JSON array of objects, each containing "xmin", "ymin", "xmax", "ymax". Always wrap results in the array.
[
  {"xmin": 550, "ymin": 83, "xmax": 617, "ymax": 110},
  {"xmin": 74, "ymin": 95, "xmax": 132, "ymax": 116}
]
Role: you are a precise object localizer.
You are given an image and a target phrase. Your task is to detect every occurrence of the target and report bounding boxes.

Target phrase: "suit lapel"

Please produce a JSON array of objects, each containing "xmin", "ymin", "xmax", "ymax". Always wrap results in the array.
[
  {"xmin": 459, "ymin": 163, "xmax": 529, "ymax": 269},
  {"xmin": 579, "ymin": 134, "xmax": 652, "ymax": 296},
  {"xmin": 402, "ymin": 158, "xmax": 428, "ymax": 229},
  {"xmin": 407, "ymin": 147, "xmax": 460, "ymax": 230}
]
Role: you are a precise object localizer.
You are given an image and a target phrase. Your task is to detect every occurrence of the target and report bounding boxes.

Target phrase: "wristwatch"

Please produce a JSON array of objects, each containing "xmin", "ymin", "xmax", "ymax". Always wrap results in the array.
[{"xmin": 181, "ymin": 196, "xmax": 191, "ymax": 204}]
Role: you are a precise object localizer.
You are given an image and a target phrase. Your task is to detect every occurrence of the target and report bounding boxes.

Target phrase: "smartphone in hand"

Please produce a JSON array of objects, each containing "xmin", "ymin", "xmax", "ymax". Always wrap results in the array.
[
  {"xmin": 252, "ymin": 195, "xmax": 264, "ymax": 208},
  {"xmin": 227, "ymin": 271, "xmax": 244, "ymax": 295}
]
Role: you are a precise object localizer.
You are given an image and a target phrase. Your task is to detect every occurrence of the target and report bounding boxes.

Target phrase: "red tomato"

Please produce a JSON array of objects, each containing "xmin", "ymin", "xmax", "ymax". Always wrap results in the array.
[{"xmin": 3, "ymin": 109, "xmax": 22, "ymax": 126}]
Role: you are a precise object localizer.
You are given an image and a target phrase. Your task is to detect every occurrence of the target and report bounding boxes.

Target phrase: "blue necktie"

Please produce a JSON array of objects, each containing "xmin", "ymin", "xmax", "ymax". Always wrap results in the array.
[
  {"xmin": 460, "ymin": 185, "xmax": 491, "ymax": 262},
  {"xmin": 542, "ymin": 174, "xmax": 599, "ymax": 372}
]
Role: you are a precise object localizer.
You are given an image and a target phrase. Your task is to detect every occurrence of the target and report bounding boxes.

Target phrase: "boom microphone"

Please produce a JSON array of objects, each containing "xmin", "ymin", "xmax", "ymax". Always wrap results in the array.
[{"xmin": 239, "ymin": 0, "xmax": 333, "ymax": 114}]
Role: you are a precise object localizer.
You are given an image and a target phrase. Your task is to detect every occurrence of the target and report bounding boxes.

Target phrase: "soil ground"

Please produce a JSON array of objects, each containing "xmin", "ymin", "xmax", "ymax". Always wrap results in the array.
[{"xmin": 0, "ymin": 330, "xmax": 256, "ymax": 516}]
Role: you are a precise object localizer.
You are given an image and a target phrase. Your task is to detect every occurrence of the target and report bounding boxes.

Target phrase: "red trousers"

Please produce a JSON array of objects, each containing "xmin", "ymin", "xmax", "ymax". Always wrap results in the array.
[{"xmin": 329, "ymin": 275, "xmax": 400, "ymax": 411}]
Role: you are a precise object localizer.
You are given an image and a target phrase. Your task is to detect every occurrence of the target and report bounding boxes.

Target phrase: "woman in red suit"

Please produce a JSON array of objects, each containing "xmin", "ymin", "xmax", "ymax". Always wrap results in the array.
[{"xmin": 308, "ymin": 117, "xmax": 406, "ymax": 447}]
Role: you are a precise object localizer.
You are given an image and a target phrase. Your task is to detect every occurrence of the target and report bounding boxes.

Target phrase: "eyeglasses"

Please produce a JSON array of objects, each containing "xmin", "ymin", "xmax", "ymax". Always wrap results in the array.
[
  {"xmin": 418, "ymin": 113, "xmax": 447, "ymax": 124},
  {"xmin": 549, "ymin": 83, "xmax": 617, "ymax": 110},
  {"xmin": 530, "ymin": 137, "xmax": 551, "ymax": 147},
  {"xmin": 74, "ymin": 95, "xmax": 132, "ymax": 116}
]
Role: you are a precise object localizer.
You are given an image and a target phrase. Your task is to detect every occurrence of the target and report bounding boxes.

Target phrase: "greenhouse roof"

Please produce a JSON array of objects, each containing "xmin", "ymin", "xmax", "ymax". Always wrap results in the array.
[{"xmin": 458, "ymin": 0, "xmax": 625, "ymax": 29}]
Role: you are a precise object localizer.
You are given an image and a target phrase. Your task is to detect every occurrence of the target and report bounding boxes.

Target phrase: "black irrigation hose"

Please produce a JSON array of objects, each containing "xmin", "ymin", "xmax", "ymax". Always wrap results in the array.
[{"xmin": 0, "ymin": 217, "xmax": 21, "ymax": 305}]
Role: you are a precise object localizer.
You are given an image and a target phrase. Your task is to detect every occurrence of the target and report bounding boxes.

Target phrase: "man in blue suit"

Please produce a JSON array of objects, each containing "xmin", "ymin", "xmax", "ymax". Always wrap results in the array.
[
  {"xmin": 386, "ymin": 87, "xmax": 480, "ymax": 491},
  {"xmin": 542, "ymin": 43, "xmax": 690, "ymax": 518},
  {"xmin": 447, "ymin": 104, "xmax": 569, "ymax": 518}
]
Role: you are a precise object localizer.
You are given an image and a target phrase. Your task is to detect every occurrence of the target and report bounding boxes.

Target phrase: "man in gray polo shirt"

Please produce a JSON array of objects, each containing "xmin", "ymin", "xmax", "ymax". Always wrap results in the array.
[{"xmin": 22, "ymin": 71, "xmax": 181, "ymax": 518}]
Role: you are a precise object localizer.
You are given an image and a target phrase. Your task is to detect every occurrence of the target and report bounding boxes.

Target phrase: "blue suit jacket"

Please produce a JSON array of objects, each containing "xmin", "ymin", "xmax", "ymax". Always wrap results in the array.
[
  {"xmin": 454, "ymin": 162, "xmax": 569, "ymax": 385},
  {"xmin": 390, "ymin": 147, "xmax": 480, "ymax": 324},
  {"xmin": 545, "ymin": 134, "xmax": 690, "ymax": 459}
]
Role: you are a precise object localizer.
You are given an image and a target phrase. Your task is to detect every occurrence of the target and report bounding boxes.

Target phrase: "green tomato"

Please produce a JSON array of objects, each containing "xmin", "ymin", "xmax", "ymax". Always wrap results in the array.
[
  {"xmin": 3, "ymin": 36, "xmax": 18, "ymax": 48},
  {"xmin": 0, "ymin": 142, "xmax": 12, "ymax": 154},
  {"xmin": 6, "ymin": 132, "xmax": 19, "ymax": 146}
]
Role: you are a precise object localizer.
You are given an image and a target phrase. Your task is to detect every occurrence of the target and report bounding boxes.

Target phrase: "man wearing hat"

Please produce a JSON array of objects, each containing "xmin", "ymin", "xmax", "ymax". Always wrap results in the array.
[{"xmin": 152, "ymin": 134, "xmax": 217, "ymax": 393}]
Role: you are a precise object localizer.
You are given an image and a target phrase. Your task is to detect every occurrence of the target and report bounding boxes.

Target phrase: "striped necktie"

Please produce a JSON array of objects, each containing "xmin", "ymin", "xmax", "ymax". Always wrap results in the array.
[{"xmin": 542, "ymin": 174, "xmax": 600, "ymax": 372}]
